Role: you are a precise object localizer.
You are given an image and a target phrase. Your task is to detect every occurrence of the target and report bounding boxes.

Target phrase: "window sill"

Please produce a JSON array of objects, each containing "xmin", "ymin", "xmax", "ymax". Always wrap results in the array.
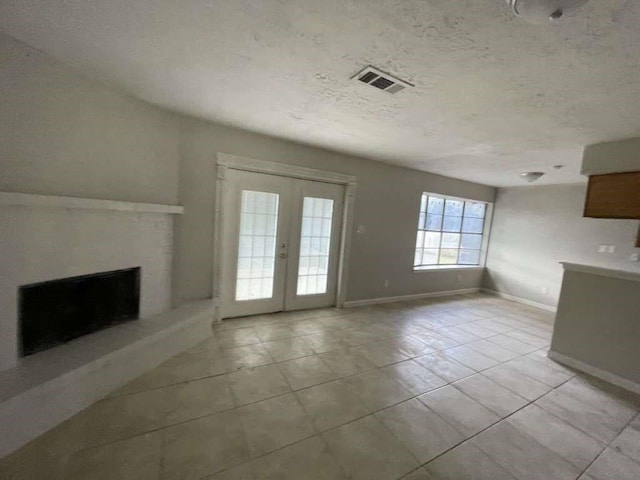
[{"xmin": 413, "ymin": 265, "xmax": 485, "ymax": 273}]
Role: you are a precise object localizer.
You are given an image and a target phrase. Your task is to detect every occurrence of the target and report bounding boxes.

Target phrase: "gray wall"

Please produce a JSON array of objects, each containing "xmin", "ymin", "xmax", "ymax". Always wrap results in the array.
[
  {"xmin": 1, "ymin": 33, "xmax": 496, "ymax": 310},
  {"xmin": 484, "ymin": 184, "xmax": 640, "ymax": 307},
  {"xmin": 582, "ymin": 137, "xmax": 640, "ymax": 175},
  {"xmin": 551, "ymin": 269, "xmax": 640, "ymax": 386},
  {"xmin": 0, "ymin": 33, "xmax": 181, "ymax": 204},
  {"xmin": 174, "ymin": 118, "xmax": 495, "ymax": 305}
]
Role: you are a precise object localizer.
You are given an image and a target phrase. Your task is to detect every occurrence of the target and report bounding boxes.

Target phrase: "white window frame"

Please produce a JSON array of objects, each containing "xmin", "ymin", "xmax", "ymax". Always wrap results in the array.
[{"xmin": 413, "ymin": 192, "xmax": 493, "ymax": 272}]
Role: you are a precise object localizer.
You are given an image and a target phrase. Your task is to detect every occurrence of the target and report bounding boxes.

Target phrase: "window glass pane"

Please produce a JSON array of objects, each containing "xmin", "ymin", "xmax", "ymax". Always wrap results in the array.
[
  {"xmin": 418, "ymin": 212, "xmax": 426, "ymax": 229},
  {"xmin": 424, "ymin": 232, "xmax": 441, "ymax": 248},
  {"xmin": 426, "ymin": 214, "xmax": 443, "ymax": 231},
  {"xmin": 461, "ymin": 234, "xmax": 482, "ymax": 249},
  {"xmin": 420, "ymin": 194, "xmax": 428, "ymax": 214},
  {"xmin": 462, "ymin": 217, "xmax": 484, "ymax": 234},
  {"xmin": 236, "ymin": 190, "xmax": 278, "ymax": 301},
  {"xmin": 441, "ymin": 233, "xmax": 461, "ymax": 249},
  {"xmin": 414, "ymin": 192, "xmax": 489, "ymax": 269},
  {"xmin": 422, "ymin": 249, "xmax": 439, "ymax": 265},
  {"xmin": 444, "ymin": 199, "xmax": 463, "ymax": 216},
  {"xmin": 297, "ymin": 197, "xmax": 334, "ymax": 296},
  {"xmin": 458, "ymin": 249, "xmax": 481, "ymax": 265},
  {"xmin": 428, "ymin": 196, "xmax": 444, "ymax": 214},
  {"xmin": 464, "ymin": 202, "xmax": 486, "ymax": 218},
  {"xmin": 439, "ymin": 248, "xmax": 458, "ymax": 264},
  {"xmin": 442, "ymin": 215, "xmax": 462, "ymax": 232}
]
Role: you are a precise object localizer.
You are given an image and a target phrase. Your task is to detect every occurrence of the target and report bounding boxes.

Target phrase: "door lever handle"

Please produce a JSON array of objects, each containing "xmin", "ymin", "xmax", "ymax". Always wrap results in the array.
[{"xmin": 279, "ymin": 252, "xmax": 288, "ymax": 259}]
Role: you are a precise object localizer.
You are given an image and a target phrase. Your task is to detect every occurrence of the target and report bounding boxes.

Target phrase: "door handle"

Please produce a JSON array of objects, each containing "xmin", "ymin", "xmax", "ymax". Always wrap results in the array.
[{"xmin": 279, "ymin": 252, "xmax": 288, "ymax": 259}]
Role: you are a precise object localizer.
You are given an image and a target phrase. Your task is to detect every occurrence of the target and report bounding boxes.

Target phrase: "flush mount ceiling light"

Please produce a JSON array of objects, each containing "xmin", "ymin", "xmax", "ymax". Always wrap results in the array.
[
  {"xmin": 506, "ymin": 0, "xmax": 590, "ymax": 23},
  {"xmin": 520, "ymin": 171, "xmax": 545, "ymax": 183}
]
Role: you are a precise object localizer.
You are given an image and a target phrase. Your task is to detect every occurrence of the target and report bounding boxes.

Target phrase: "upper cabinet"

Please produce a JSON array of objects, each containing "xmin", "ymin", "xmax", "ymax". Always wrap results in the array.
[{"xmin": 583, "ymin": 171, "xmax": 640, "ymax": 219}]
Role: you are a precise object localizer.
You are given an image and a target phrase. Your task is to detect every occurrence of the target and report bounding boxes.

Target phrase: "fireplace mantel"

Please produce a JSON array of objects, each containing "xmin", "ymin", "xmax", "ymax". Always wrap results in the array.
[{"xmin": 0, "ymin": 191, "xmax": 184, "ymax": 214}]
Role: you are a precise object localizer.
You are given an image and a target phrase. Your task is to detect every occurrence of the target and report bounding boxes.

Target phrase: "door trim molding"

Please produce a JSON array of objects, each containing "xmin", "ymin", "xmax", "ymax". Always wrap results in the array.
[
  {"xmin": 217, "ymin": 153, "xmax": 357, "ymax": 186},
  {"xmin": 213, "ymin": 153, "xmax": 358, "ymax": 320}
]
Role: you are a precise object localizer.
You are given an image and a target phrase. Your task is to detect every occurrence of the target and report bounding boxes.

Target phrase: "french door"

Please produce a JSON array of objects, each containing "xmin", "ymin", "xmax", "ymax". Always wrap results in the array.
[{"xmin": 219, "ymin": 169, "xmax": 344, "ymax": 319}]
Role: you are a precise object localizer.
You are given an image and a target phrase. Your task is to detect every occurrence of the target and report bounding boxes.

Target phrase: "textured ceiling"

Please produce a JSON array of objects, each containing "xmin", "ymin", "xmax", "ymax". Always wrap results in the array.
[{"xmin": 2, "ymin": 0, "xmax": 640, "ymax": 187}]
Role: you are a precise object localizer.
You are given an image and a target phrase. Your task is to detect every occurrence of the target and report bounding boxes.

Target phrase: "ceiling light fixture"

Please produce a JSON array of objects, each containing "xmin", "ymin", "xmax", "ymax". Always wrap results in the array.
[
  {"xmin": 520, "ymin": 171, "xmax": 545, "ymax": 183},
  {"xmin": 506, "ymin": 0, "xmax": 589, "ymax": 23}
]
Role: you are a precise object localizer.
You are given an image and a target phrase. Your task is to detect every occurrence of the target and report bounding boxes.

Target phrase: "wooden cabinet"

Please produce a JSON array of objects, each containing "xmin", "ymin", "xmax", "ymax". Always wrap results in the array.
[{"xmin": 583, "ymin": 171, "xmax": 640, "ymax": 219}]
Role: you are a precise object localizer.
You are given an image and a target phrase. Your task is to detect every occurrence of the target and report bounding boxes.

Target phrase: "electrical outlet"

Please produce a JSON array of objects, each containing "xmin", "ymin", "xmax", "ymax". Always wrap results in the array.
[
  {"xmin": 598, "ymin": 245, "xmax": 607, "ymax": 253},
  {"xmin": 541, "ymin": 287, "xmax": 549, "ymax": 295},
  {"xmin": 607, "ymin": 245, "xmax": 617, "ymax": 254},
  {"xmin": 356, "ymin": 225, "xmax": 366, "ymax": 234},
  {"xmin": 631, "ymin": 253, "xmax": 639, "ymax": 262},
  {"xmin": 384, "ymin": 279, "xmax": 389, "ymax": 287}
]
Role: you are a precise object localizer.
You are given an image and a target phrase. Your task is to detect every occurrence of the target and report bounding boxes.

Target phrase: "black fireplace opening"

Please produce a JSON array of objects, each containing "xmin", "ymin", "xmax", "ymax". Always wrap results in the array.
[{"xmin": 19, "ymin": 267, "xmax": 141, "ymax": 357}]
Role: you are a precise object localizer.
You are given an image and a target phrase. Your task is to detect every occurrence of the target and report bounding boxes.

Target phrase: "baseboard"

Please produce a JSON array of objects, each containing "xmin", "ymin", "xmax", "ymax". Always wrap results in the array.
[
  {"xmin": 343, "ymin": 288, "xmax": 480, "ymax": 308},
  {"xmin": 548, "ymin": 350, "xmax": 640, "ymax": 396},
  {"xmin": 481, "ymin": 288, "xmax": 557, "ymax": 313}
]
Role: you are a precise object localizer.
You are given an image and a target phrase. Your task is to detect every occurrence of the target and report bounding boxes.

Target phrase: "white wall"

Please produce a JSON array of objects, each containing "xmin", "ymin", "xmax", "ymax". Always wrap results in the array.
[
  {"xmin": 1, "ymin": 32, "xmax": 496, "ymax": 370},
  {"xmin": 484, "ymin": 184, "xmax": 640, "ymax": 307},
  {"xmin": 0, "ymin": 33, "xmax": 180, "ymax": 203},
  {"xmin": 582, "ymin": 137, "xmax": 640, "ymax": 175},
  {"xmin": 0, "ymin": 34, "xmax": 180, "ymax": 370},
  {"xmin": 174, "ymin": 118, "xmax": 495, "ymax": 305},
  {"xmin": 0, "ymin": 207, "xmax": 173, "ymax": 370}
]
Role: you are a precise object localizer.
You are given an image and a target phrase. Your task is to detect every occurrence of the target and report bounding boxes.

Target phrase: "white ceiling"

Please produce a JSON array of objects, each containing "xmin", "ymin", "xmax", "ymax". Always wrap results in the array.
[{"xmin": 2, "ymin": 0, "xmax": 640, "ymax": 187}]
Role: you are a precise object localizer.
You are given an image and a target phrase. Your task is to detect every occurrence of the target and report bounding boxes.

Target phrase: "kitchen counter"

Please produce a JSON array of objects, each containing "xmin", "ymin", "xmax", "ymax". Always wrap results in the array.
[
  {"xmin": 549, "ymin": 262, "xmax": 640, "ymax": 394},
  {"xmin": 561, "ymin": 262, "xmax": 640, "ymax": 282}
]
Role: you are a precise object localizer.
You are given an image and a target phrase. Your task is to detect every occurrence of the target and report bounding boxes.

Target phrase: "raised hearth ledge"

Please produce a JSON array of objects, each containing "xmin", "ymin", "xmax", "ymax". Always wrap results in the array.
[
  {"xmin": 0, "ymin": 191, "xmax": 184, "ymax": 214},
  {"xmin": 0, "ymin": 300, "xmax": 214, "ymax": 458}
]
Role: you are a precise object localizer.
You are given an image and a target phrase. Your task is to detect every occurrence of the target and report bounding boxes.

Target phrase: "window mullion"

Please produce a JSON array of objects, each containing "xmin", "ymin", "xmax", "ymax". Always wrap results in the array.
[{"xmin": 437, "ymin": 208, "xmax": 444, "ymax": 265}]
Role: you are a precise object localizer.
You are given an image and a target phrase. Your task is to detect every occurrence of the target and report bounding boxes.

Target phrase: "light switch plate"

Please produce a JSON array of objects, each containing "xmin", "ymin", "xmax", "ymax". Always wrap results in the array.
[
  {"xmin": 598, "ymin": 245, "xmax": 607, "ymax": 253},
  {"xmin": 607, "ymin": 245, "xmax": 617, "ymax": 254}
]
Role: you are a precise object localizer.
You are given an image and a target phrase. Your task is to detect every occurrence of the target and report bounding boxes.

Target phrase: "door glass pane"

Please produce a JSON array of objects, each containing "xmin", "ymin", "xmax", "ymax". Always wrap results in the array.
[
  {"xmin": 297, "ymin": 197, "xmax": 334, "ymax": 296},
  {"xmin": 235, "ymin": 190, "xmax": 279, "ymax": 301}
]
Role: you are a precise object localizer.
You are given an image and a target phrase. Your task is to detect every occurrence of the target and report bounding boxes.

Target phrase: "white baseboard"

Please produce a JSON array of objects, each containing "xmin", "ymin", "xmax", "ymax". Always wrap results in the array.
[
  {"xmin": 481, "ymin": 289, "xmax": 557, "ymax": 313},
  {"xmin": 548, "ymin": 350, "xmax": 640, "ymax": 396},
  {"xmin": 343, "ymin": 288, "xmax": 480, "ymax": 308}
]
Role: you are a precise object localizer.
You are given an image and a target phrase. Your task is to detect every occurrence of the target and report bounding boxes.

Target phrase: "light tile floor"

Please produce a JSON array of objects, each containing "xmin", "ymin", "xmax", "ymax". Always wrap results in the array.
[{"xmin": 2, "ymin": 293, "xmax": 640, "ymax": 479}]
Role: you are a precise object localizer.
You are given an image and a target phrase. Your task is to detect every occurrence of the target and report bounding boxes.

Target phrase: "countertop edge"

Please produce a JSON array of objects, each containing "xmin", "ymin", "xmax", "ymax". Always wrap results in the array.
[{"xmin": 561, "ymin": 262, "xmax": 640, "ymax": 283}]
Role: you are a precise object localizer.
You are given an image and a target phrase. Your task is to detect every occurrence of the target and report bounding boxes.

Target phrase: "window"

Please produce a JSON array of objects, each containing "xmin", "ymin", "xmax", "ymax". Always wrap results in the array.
[{"xmin": 414, "ymin": 193, "xmax": 487, "ymax": 268}]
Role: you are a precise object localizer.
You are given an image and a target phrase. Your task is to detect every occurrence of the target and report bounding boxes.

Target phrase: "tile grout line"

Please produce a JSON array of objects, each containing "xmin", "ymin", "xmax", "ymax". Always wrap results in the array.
[{"xmin": 30, "ymin": 296, "xmax": 563, "ymax": 478}]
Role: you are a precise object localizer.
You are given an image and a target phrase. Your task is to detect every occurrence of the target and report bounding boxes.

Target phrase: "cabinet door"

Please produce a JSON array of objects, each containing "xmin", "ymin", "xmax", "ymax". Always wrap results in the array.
[{"xmin": 583, "ymin": 172, "xmax": 640, "ymax": 219}]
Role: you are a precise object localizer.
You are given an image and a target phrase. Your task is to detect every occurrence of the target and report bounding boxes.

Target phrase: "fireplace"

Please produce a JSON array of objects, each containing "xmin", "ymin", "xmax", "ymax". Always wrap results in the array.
[{"xmin": 19, "ymin": 267, "xmax": 141, "ymax": 356}]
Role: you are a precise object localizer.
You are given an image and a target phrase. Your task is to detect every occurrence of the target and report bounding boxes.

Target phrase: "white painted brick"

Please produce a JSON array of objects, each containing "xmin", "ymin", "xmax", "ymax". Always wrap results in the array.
[{"xmin": 0, "ymin": 205, "xmax": 173, "ymax": 370}]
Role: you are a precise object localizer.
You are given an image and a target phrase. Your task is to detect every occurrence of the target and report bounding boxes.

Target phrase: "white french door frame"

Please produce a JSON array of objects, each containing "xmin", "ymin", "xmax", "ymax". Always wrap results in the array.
[{"xmin": 212, "ymin": 153, "xmax": 357, "ymax": 322}]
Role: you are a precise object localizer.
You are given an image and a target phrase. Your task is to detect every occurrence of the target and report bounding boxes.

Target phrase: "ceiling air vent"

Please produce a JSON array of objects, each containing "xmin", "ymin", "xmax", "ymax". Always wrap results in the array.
[{"xmin": 352, "ymin": 66, "xmax": 413, "ymax": 94}]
